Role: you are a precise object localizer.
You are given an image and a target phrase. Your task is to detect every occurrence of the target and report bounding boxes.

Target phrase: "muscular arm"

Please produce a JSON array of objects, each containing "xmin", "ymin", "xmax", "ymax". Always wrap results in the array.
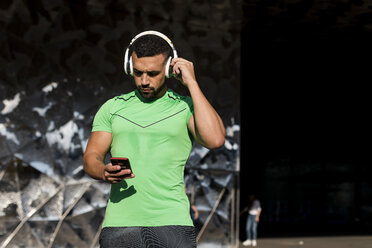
[
  {"xmin": 171, "ymin": 58, "xmax": 226, "ymax": 149},
  {"xmin": 187, "ymin": 82, "xmax": 226, "ymax": 149},
  {"xmin": 83, "ymin": 131, "xmax": 111, "ymax": 180},
  {"xmin": 83, "ymin": 131, "xmax": 134, "ymax": 183}
]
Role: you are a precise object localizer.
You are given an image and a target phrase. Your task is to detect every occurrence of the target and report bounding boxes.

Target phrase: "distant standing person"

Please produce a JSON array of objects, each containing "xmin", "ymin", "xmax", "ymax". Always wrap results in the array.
[
  {"xmin": 241, "ymin": 194, "xmax": 262, "ymax": 247},
  {"xmin": 185, "ymin": 186, "xmax": 199, "ymax": 224}
]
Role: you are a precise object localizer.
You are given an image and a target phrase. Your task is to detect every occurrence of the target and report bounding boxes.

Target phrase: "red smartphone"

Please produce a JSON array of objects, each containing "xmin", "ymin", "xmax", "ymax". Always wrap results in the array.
[{"xmin": 110, "ymin": 157, "xmax": 132, "ymax": 172}]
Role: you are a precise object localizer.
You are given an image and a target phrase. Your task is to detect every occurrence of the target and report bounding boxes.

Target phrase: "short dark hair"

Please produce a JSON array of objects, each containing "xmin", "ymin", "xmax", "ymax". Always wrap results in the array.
[{"xmin": 131, "ymin": 34, "xmax": 172, "ymax": 59}]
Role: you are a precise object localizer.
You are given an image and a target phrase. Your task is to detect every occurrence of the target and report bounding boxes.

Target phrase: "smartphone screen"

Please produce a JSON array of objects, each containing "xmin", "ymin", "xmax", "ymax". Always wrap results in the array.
[{"xmin": 110, "ymin": 157, "xmax": 132, "ymax": 172}]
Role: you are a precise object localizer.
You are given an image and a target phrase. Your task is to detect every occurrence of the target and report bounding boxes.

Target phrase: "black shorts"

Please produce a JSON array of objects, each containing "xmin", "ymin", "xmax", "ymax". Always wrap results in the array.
[{"xmin": 99, "ymin": 225, "xmax": 197, "ymax": 248}]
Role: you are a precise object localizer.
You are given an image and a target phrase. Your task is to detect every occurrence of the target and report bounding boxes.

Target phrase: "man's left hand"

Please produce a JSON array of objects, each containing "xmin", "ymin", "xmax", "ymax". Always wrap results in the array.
[{"xmin": 170, "ymin": 58, "xmax": 197, "ymax": 87}]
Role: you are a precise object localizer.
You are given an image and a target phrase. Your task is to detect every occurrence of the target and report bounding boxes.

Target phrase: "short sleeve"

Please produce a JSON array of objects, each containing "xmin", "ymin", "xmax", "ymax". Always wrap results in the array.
[
  {"xmin": 184, "ymin": 96, "xmax": 194, "ymax": 123},
  {"xmin": 92, "ymin": 99, "xmax": 114, "ymax": 133},
  {"xmin": 255, "ymin": 200, "xmax": 262, "ymax": 211}
]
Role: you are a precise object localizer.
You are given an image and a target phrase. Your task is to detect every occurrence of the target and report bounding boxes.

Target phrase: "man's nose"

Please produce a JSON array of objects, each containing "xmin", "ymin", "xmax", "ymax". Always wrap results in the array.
[{"xmin": 141, "ymin": 73, "xmax": 149, "ymax": 86}]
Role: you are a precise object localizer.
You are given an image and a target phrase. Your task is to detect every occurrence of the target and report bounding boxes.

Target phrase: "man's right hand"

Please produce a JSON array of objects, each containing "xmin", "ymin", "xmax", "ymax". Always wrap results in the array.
[
  {"xmin": 104, "ymin": 163, "xmax": 135, "ymax": 184},
  {"xmin": 84, "ymin": 131, "xmax": 136, "ymax": 183}
]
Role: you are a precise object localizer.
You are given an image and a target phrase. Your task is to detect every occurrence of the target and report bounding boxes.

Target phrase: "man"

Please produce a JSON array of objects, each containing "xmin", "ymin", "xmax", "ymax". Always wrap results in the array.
[{"xmin": 83, "ymin": 31, "xmax": 225, "ymax": 247}]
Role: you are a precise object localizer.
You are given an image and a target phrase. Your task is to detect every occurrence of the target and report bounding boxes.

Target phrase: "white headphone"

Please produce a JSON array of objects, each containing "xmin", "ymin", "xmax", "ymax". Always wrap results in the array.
[{"xmin": 124, "ymin": 30, "xmax": 178, "ymax": 78}]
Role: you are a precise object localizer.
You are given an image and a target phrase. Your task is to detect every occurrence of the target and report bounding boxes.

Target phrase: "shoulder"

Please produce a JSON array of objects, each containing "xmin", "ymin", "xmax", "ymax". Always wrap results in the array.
[
  {"xmin": 100, "ymin": 91, "xmax": 136, "ymax": 108},
  {"xmin": 112, "ymin": 91, "xmax": 137, "ymax": 103},
  {"xmin": 165, "ymin": 89, "xmax": 193, "ymax": 106},
  {"xmin": 95, "ymin": 91, "xmax": 137, "ymax": 117}
]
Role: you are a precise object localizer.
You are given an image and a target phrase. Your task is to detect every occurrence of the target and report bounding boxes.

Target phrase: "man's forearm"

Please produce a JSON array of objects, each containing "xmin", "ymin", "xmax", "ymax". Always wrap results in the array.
[{"xmin": 83, "ymin": 152, "xmax": 106, "ymax": 181}]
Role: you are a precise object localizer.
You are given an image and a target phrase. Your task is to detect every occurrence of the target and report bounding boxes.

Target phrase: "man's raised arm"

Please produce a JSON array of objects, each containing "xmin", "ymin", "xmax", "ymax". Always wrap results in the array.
[{"xmin": 171, "ymin": 58, "xmax": 226, "ymax": 149}]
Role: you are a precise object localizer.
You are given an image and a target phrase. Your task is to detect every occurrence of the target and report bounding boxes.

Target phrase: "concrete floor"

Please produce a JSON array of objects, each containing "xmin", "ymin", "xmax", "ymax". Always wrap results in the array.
[{"xmin": 238, "ymin": 235, "xmax": 372, "ymax": 248}]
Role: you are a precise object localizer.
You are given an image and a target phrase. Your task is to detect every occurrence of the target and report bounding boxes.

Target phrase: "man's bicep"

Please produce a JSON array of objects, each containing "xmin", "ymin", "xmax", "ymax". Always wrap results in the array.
[{"xmin": 85, "ymin": 131, "xmax": 112, "ymax": 159}]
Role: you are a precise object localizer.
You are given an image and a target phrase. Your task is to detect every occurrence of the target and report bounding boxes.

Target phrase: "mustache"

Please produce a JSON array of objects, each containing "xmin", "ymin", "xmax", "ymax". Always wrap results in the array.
[{"xmin": 138, "ymin": 86, "xmax": 154, "ymax": 90}]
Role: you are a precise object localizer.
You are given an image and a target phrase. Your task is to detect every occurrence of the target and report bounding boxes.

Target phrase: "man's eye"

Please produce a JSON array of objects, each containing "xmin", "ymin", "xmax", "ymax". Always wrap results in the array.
[
  {"xmin": 148, "ymin": 71, "xmax": 160, "ymax": 77},
  {"xmin": 134, "ymin": 70, "xmax": 143, "ymax": 77}
]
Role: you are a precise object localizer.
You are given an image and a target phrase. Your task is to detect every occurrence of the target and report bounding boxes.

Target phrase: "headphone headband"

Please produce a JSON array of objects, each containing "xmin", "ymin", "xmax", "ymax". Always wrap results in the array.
[
  {"xmin": 129, "ymin": 31, "xmax": 178, "ymax": 57},
  {"xmin": 124, "ymin": 30, "xmax": 178, "ymax": 77}
]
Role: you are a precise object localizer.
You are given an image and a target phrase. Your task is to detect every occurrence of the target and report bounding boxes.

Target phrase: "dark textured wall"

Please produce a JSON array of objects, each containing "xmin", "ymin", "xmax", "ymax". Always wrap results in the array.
[
  {"xmin": 0, "ymin": 1, "xmax": 242, "ymax": 246},
  {"xmin": 0, "ymin": 0, "xmax": 241, "ymax": 123},
  {"xmin": 0, "ymin": 0, "xmax": 242, "ymax": 193}
]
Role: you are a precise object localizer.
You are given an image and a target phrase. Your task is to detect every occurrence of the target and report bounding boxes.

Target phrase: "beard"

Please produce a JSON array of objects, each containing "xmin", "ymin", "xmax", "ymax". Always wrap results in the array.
[{"xmin": 137, "ymin": 82, "xmax": 167, "ymax": 100}]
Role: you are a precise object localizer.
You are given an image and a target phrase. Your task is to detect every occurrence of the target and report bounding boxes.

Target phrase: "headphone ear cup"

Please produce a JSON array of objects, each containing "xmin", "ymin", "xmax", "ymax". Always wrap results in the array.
[
  {"xmin": 129, "ymin": 56, "xmax": 134, "ymax": 76},
  {"xmin": 124, "ymin": 48, "xmax": 130, "ymax": 75},
  {"xmin": 165, "ymin": 57, "xmax": 172, "ymax": 78}
]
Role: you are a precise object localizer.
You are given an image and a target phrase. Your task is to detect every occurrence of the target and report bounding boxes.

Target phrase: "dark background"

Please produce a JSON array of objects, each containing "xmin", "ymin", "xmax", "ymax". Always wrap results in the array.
[
  {"xmin": 240, "ymin": 0, "xmax": 372, "ymax": 238},
  {"xmin": 1, "ymin": 0, "xmax": 372, "ymax": 242}
]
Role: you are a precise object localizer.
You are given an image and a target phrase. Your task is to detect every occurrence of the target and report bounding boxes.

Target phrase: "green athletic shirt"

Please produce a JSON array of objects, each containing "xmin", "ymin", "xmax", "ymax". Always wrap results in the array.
[{"xmin": 92, "ymin": 89, "xmax": 194, "ymax": 227}]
